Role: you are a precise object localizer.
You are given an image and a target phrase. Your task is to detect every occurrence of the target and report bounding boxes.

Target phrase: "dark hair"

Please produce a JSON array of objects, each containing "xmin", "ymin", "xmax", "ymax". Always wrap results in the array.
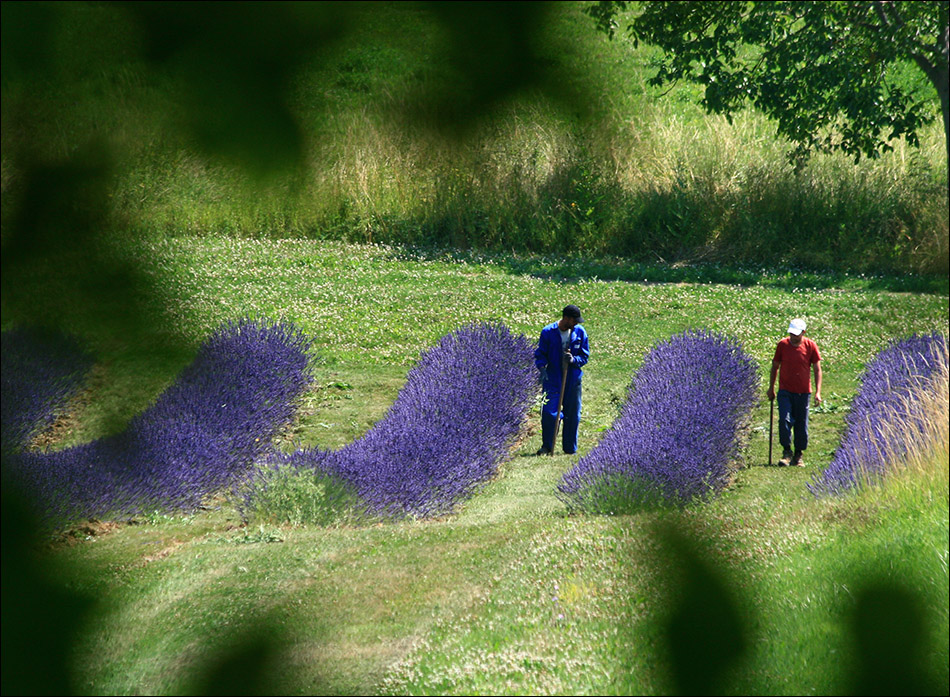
[{"xmin": 562, "ymin": 305, "xmax": 583, "ymax": 322}]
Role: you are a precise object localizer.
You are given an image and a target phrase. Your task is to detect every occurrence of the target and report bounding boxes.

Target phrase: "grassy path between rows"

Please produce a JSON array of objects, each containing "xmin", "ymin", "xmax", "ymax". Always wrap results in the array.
[{"xmin": 56, "ymin": 445, "xmax": 946, "ymax": 695}]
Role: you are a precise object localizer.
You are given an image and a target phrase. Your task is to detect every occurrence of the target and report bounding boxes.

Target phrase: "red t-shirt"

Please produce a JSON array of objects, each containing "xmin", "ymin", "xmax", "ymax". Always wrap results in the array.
[{"xmin": 773, "ymin": 337, "xmax": 821, "ymax": 393}]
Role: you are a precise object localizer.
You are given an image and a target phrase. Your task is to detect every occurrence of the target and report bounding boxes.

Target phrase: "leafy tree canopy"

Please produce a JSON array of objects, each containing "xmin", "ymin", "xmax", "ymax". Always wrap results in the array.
[{"xmin": 586, "ymin": 1, "xmax": 949, "ymax": 171}]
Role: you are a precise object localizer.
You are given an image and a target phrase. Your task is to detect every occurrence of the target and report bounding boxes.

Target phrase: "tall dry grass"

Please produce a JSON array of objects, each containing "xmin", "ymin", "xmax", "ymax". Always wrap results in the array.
[
  {"xmin": 4, "ymin": 1, "xmax": 946, "ymax": 274},
  {"xmin": 848, "ymin": 337, "xmax": 949, "ymax": 502}
]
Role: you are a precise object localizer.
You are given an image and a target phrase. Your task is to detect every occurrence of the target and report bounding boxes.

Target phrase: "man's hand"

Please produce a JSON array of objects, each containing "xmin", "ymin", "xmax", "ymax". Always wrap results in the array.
[
  {"xmin": 564, "ymin": 351, "xmax": 574, "ymax": 365},
  {"xmin": 767, "ymin": 387, "xmax": 775, "ymax": 401},
  {"xmin": 814, "ymin": 391, "xmax": 822, "ymax": 406}
]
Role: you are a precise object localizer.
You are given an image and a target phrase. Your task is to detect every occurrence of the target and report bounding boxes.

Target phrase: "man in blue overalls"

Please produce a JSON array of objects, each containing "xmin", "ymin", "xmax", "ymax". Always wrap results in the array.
[{"xmin": 534, "ymin": 304, "xmax": 590, "ymax": 455}]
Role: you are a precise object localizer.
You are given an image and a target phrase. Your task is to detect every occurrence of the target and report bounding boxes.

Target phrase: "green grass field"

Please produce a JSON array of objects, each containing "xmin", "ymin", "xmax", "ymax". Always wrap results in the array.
[{"xmin": 7, "ymin": 237, "xmax": 947, "ymax": 695}]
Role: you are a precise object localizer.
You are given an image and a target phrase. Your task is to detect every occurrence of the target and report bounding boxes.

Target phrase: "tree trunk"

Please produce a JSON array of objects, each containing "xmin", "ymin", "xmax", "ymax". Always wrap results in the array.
[
  {"xmin": 910, "ymin": 54, "xmax": 949, "ymax": 187},
  {"xmin": 940, "ymin": 71, "xmax": 949, "ymax": 186}
]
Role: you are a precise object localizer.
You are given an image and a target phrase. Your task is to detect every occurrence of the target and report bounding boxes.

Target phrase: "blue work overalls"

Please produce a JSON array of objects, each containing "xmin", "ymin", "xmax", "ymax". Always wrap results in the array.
[{"xmin": 534, "ymin": 322, "xmax": 590, "ymax": 454}]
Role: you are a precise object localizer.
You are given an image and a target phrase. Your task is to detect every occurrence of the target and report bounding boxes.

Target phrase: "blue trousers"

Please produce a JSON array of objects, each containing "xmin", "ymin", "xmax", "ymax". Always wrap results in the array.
[
  {"xmin": 777, "ymin": 389, "xmax": 810, "ymax": 452},
  {"xmin": 541, "ymin": 380, "xmax": 582, "ymax": 454}
]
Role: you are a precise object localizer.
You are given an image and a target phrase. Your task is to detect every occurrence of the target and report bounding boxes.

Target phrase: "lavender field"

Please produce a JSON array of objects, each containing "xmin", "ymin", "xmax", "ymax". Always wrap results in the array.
[{"xmin": 1, "ymin": 238, "xmax": 947, "ymax": 695}]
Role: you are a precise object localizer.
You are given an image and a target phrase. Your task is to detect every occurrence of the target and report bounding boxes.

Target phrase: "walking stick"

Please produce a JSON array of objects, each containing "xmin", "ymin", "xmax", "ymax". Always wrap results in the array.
[
  {"xmin": 551, "ymin": 350, "xmax": 570, "ymax": 456},
  {"xmin": 768, "ymin": 396, "xmax": 775, "ymax": 466}
]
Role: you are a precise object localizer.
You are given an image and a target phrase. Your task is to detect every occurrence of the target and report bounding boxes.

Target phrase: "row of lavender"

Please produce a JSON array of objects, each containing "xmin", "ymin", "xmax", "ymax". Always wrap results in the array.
[
  {"xmin": 808, "ymin": 333, "xmax": 947, "ymax": 496},
  {"xmin": 558, "ymin": 330, "xmax": 947, "ymax": 510},
  {"xmin": 246, "ymin": 322, "xmax": 539, "ymax": 519},
  {"xmin": 3, "ymin": 320, "xmax": 945, "ymax": 526},
  {"xmin": 1, "ymin": 320, "xmax": 538, "ymax": 525},
  {"xmin": 3, "ymin": 320, "xmax": 313, "ymax": 525},
  {"xmin": 557, "ymin": 330, "xmax": 760, "ymax": 512},
  {"xmin": 1, "ymin": 330, "xmax": 94, "ymax": 454}
]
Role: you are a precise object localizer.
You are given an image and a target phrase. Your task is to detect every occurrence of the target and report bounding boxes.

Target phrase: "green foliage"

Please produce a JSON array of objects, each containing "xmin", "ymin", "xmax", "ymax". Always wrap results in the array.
[
  {"xmin": 588, "ymin": 1, "xmax": 949, "ymax": 167},
  {"xmin": 812, "ymin": 392, "xmax": 852, "ymax": 414},
  {"xmin": 210, "ymin": 525, "xmax": 286, "ymax": 545},
  {"xmin": 243, "ymin": 462, "xmax": 362, "ymax": 528},
  {"xmin": 562, "ymin": 472, "xmax": 683, "ymax": 515},
  {"xmin": 3, "ymin": 2, "xmax": 947, "ymax": 284}
]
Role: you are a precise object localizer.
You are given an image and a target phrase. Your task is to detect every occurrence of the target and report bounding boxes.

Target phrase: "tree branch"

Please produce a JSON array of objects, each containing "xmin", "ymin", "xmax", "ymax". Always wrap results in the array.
[{"xmin": 873, "ymin": 1, "xmax": 944, "ymax": 67}]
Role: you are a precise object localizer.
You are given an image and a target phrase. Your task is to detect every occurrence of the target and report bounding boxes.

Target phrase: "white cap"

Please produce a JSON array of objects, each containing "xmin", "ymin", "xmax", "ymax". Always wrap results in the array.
[{"xmin": 788, "ymin": 318, "xmax": 807, "ymax": 335}]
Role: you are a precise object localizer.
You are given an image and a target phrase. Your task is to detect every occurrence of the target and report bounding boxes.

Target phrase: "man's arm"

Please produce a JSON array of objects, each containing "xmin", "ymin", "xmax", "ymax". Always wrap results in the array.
[
  {"xmin": 534, "ymin": 328, "xmax": 548, "ymax": 369},
  {"xmin": 568, "ymin": 328, "xmax": 591, "ymax": 367},
  {"xmin": 813, "ymin": 362, "xmax": 822, "ymax": 405},
  {"xmin": 767, "ymin": 360, "xmax": 779, "ymax": 401}
]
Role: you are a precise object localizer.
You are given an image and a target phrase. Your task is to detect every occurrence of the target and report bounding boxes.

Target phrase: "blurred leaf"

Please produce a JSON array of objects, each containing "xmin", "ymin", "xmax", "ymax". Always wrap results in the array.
[
  {"xmin": 398, "ymin": 1, "xmax": 588, "ymax": 135},
  {"xmin": 1, "ymin": 145, "xmax": 179, "ymax": 358},
  {"xmin": 655, "ymin": 523, "xmax": 749, "ymax": 695},
  {"xmin": 186, "ymin": 624, "xmax": 288, "ymax": 696},
  {"xmin": 848, "ymin": 580, "xmax": 942, "ymax": 696},
  {"xmin": 123, "ymin": 1, "xmax": 358, "ymax": 177},
  {"xmin": 0, "ymin": 474, "xmax": 95, "ymax": 696},
  {"xmin": 0, "ymin": 1, "xmax": 57, "ymax": 79}
]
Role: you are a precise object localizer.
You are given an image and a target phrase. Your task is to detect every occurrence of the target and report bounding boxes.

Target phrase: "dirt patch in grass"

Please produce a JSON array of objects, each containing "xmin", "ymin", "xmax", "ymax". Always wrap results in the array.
[
  {"xmin": 28, "ymin": 380, "xmax": 98, "ymax": 451},
  {"xmin": 140, "ymin": 540, "xmax": 186, "ymax": 565},
  {"xmin": 48, "ymin": 518, "xmax": 124, "ymax": 548},
  {"xmin": 509, "ymin": 416, "xmax": 538, "ymax": 453}
]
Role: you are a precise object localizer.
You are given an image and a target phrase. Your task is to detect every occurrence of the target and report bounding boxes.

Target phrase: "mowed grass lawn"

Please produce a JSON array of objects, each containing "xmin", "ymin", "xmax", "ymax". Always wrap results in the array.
[{"xmin": 17, "ymin": 237, "xmax": 949, "ymax": 695}]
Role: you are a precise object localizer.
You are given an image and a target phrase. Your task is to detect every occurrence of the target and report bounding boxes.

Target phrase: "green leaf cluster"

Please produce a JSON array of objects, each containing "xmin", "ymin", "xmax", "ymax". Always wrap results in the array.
[{"xmin": 588, "ymin": 1, "xmax": 949, "ymax": 168}]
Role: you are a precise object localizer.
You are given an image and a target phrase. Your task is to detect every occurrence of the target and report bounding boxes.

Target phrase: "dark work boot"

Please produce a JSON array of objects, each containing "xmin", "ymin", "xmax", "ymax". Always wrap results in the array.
[
  {"xmin": 792, "ymin": 450, "xmax": 805, "ymax": 467},
  {"xmin": 778, "ymin": 449, "xmax": 793, "ymax": 466}
]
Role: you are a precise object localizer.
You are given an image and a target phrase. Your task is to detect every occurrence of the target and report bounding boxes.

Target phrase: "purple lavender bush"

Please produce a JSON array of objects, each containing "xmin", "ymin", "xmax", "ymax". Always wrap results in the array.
[
  {"xmin": 557, "ymin": 330, "xmax": 759, "ymax": 513},
  {"xmin": 809, "ymin": 333, "xmax": 948, "ymax": 497},
  {"xmin": 1, "ymin": 329, "xmax": 93, "ymax": 454},
  {"xmin": 252, "ymin": 322, "xmax": 537, "ymax": 520},
  {"xmin": 6, "ymin": 319, "xmax": 313, "ymax": 525}
]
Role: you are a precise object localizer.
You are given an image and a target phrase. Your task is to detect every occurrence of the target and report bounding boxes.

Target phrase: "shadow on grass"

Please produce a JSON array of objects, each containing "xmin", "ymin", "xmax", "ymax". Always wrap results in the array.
[
  {"xmin": 610, "ymin": 518, "xmax": 947, "ymax": 696},
  {"xmin": 385, "ymin": 245, "xmax": 950, "ymax": 294}
]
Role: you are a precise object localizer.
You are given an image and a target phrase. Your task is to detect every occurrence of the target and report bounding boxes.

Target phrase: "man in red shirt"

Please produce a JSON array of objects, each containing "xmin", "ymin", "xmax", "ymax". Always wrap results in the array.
[{"xmin": 767, "ymin": 318, "xmax": 822, "ymax": 466}]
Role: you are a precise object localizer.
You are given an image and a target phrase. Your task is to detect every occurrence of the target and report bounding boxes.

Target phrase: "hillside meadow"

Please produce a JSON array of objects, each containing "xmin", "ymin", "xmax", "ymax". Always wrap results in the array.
[
  {"xmin": 2, "ymin": 2, "xmax": 948, "ymax": 277},
  {"xmin": 2, "ymin": 237, "xmax": 947, "ymax": 695}
]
